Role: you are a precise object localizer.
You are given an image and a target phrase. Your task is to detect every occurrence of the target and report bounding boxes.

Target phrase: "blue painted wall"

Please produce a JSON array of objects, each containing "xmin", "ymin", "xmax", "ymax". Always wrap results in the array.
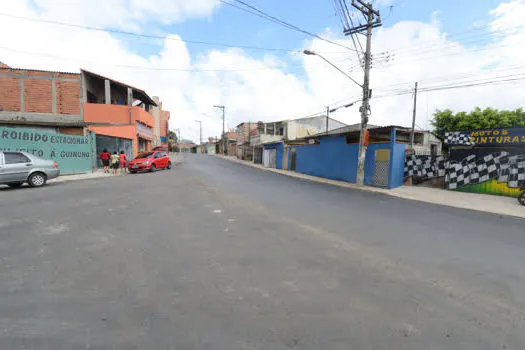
[
  {"xmin": 363, "ymin": 143, "xmax": 392, "ymax": 186},
  {"xmin": 263, "ymin": 142, "xmax": 284, "ymax": 169},
  {"xmin": 295, "ymin": 136, "xmax": 359, "ymax": 182},
  {"xmin": 389, "ymin": 143, "xmax": 406, "ymax": 189}
]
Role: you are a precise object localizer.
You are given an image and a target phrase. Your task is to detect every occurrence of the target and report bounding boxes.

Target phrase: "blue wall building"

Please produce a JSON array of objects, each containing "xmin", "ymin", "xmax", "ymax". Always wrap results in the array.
[{"xmin": 290, "ymin": 126, "xmax": 407, "ymax": 189}]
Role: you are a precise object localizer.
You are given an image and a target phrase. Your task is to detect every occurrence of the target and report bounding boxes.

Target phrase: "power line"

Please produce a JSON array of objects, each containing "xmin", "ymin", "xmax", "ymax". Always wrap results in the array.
[
  {"xmin": 0, "ymin": 45, "xmax": 322, "ymax": 73},
  {"xmin": 220, "ymin": 0, "xmax": 359, "ymax": 52},
  {"xmin": 0, "ymin": 12, "xmax": 305, "ymax": 54}
]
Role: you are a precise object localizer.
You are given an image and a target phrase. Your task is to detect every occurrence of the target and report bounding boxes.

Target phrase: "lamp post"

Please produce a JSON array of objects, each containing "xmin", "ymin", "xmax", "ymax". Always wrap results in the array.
[{"xmin": 304, "ymin": 49, "xmax": 367, "ymax": 185}]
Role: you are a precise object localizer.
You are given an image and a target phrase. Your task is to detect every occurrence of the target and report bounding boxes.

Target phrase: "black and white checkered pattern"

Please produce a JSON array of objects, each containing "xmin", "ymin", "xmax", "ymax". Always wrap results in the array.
[
  {"xmin": 404, "ymin": 155, "xmax": 448, "ymax": 179},
  {"xmin": 405, "ymin": 151, "xmax": 524, "ymax": 190},
  {"xmin": 445, "ymin": 152, "xmax": 513, "ymax": 189},
  {"xmin": 445, "ymin": 131, "xmax": 475, "ymax": 146}
]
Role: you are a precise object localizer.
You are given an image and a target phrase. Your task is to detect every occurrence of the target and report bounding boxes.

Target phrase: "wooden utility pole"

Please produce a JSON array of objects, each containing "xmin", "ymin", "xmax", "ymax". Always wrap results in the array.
[
  {"xmin": 346, "ymin": 1, "xmax": 381, "ymax": 185},
  {"xmin": 410, "ymin": 82, "xmax": 418, "ymax": 148}
]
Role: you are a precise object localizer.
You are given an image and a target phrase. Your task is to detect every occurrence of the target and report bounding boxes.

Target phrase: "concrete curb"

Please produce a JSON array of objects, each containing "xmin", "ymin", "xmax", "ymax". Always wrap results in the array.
[{"xmin": 215, "ymin": 155, "xmax": 525, "ymax": 220}]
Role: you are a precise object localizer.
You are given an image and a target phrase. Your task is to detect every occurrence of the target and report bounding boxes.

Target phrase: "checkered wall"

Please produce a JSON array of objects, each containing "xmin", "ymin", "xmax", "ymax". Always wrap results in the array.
[{"xmin": 404, "ymin": 152, "xmax": 525, "ymax": 190}]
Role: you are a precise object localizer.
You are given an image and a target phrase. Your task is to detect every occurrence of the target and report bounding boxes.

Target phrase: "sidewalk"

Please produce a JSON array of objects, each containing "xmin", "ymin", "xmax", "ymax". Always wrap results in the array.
[
  {"xmin": 217, "ymin": 155, "xmax": 525, "ymax": 219},
  {"xmin": 50, "ymin": 153, "xmax": 184, "ymax": 185}
]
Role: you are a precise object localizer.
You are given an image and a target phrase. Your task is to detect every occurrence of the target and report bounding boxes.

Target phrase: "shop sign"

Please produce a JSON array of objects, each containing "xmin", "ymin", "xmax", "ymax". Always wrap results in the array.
[
  {"xmin": 137, "ymin": 123, "xmax": 153, "ymax": 140},
  {"xmin": 445, "ymin": 127, "xmax": 525, "ymax": 146}
]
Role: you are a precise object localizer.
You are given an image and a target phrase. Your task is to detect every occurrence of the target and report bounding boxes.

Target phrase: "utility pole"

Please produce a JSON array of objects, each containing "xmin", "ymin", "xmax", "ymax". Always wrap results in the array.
[
  {"xmin": 346, "ymin": 0, "xmax": 382, "ymax": 185},
  {"xmin": 214, "ymin": 105, "xmax": 226, "ymax": 155},
  {"xmin": 410, "ymin": 82, "xmax": 418, "ymax": 148}
]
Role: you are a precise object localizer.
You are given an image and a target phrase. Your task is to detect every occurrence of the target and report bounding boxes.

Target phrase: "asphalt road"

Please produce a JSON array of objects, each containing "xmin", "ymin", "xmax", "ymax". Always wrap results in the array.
[{"xmin": 1, "ymin": 153, "xmax": 524, "ymax": 349}]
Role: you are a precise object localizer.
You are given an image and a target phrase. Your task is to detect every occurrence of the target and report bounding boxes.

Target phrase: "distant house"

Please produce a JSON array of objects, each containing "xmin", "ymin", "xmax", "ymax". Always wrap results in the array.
[{"xmin": 249, "ymin": 116, "xmax": 347, "ymax": 165}]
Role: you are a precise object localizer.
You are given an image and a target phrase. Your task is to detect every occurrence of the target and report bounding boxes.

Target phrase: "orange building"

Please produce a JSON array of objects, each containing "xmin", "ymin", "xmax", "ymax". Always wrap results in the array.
[{"xmin": 81, "ymin": 70, "xmax": 158, "ymax": 160}]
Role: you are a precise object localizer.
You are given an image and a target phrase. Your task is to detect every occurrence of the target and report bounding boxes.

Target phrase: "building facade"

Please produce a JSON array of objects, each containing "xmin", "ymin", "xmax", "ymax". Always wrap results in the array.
[
  {"xmin": 81, "ymin": 69, "xmax": 157, "ymax": 162},
  {"xmin": 0, "ymin": 65, "xmax": 84, "ymax": 135},
  {"xmin": 250, "ymin": 116, "xmax": 347, "ymax": 165},
  {"xmin": 0, "ymin": 63, "xmax": 169, "ymax": 172}
]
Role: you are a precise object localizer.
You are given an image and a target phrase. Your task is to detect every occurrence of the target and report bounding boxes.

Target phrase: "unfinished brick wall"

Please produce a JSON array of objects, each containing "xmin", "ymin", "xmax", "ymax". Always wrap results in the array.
[
  {"xmin": 160, "ymin": 110, "xmax": 170, "ymax": 138},
  {"xmin": 0, "ymin": 68, "xmax": 80, "ymax": 114},
  {"xmin": 25, "ymin": 78, "xmax": 53, "ymax": 113},
  {"xmin": 56, "ymin": 78, "xmax": 80, "ymax": 114},
  {"xmin": 0, "ymin": 71, "xmax": 20, "ymax": 111}
]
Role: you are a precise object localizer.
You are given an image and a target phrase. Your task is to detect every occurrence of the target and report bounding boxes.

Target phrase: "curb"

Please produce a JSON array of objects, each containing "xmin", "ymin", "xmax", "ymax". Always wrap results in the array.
[{"xmin": 215, "ymin": 155, "xmax": 525, "ymax": 220}]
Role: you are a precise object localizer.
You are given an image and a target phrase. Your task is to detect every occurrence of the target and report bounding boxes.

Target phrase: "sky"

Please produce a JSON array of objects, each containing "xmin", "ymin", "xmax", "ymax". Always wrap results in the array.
[{"xmin": 0, "ymin": 0, "xmax": 524, "ymax": 143}]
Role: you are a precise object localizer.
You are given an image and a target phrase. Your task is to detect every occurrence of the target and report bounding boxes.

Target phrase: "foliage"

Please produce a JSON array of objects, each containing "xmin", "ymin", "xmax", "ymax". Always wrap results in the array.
[
  {"xmin": 168, "ymin": 130, "xmax": 178, "ymax": 143},
  {"xmin": 432, "ymin": 107, "xmax": 525, "ymax": 138}
]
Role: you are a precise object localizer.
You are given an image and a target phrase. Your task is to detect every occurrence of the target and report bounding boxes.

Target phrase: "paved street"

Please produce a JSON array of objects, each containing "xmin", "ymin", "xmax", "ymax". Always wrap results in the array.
[{"xmin": 1, "ymin": 154, "xmax": 525, "ymax": 349}]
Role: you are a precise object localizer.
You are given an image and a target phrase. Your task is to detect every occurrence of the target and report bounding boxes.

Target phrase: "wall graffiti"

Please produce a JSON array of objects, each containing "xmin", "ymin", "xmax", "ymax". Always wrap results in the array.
[
  {"xmin": 404, "ymin": 152, "xmax": 525, "ymax": 197},
  {"xmin": 0, "ymin": 126, "xmax": 95, "ymax": 175}
]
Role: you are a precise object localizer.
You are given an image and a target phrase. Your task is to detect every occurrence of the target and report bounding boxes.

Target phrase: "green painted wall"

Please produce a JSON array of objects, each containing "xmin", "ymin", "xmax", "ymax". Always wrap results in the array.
[{"xmin": 0, "ymin": 126, "xmax": 95, "ymax": 175}]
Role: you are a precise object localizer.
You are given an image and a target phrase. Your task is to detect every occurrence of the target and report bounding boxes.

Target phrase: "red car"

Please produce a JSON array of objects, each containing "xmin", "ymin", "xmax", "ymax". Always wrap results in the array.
[{"xmin": 128, "ymin": 151, "xmax": 172, "ymax": 173}]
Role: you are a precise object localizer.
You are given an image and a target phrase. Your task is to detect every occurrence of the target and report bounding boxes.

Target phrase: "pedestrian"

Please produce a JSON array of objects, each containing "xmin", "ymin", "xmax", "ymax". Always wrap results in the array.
[
  {"xmin": 110, "ymin": 151, "xmax": 120, "ymax": 175},
  {"xmin": 119, "ymin": 151, "xmax": 127, "ymax": 174},
  {"xmin": 100, "ymin": 148, "xmax": 111, "ymax": 173}
]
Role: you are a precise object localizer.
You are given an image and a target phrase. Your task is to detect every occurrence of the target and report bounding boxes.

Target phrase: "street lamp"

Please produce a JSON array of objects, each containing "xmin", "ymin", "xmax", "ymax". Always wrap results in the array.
[{"xmin": 303, "ymin": 50, "xmax": 362, "ymax": 88}]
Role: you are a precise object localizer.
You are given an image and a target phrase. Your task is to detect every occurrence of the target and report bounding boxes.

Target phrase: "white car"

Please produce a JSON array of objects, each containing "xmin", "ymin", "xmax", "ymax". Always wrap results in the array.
[{"xmin": 0, "ymin": 151, "xmax": 60, "ymax": 188}]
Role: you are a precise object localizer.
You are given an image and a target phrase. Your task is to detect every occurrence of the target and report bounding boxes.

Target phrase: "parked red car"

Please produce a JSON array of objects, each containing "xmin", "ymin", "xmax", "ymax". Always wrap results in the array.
[
  {"xmin": 128, "ymin": 151, "xmax": 172, "ymax": 173},
  {"xmin": 152, "ymin": 146, "xmax": 168, "ymax": 152}
]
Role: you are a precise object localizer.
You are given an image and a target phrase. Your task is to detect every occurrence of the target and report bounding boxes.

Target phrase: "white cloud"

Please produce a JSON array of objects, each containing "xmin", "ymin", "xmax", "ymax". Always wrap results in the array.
[{"xmin": 1, "ymin": 0, "xmax": 525, "ymax": 142}]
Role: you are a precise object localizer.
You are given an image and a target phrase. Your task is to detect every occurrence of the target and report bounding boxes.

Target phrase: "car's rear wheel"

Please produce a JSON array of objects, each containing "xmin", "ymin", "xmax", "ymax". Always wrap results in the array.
[
  {"xmin": 150, "ymin": 164, "xmax": 156, "ymax": 172},
  {"xmin": 28, "ymin": 172, "xmax": 47, "ymax": 187},
  {"xmin": 8, "ymin": 182, "xmax": 23, "ymax": 188},
  {"xmin": 167, "ymin": 162, "xmax": 172, "ymax": 169}
]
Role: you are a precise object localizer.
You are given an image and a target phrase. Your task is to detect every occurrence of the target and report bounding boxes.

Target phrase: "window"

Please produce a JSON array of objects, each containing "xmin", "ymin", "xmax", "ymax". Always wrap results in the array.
[
  {"xmin": 4, "ymin": 152, "xmax": 30, "ymax": 164},
  {"xmin": 136, "ymin": 152, "xmax": 153, "ymax": 159}
]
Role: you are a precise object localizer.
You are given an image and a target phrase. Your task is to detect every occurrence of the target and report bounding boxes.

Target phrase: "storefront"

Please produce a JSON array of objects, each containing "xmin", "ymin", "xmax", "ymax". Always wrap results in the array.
[
  {"xmin": 95, "ymin": 134, "xmax": 133, "ymax": 167},
  {"xmin": 137, "ymin": 123, "xmax": 152, "ymax": 154},
  {"xmin": 444, "ymin": 127, "xmax": 525, "ymax": 197}
]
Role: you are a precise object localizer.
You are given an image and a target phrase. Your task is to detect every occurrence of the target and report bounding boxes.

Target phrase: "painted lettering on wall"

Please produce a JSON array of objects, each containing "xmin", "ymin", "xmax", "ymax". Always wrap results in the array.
[
  {"xmin": 445, "ymin": 127, "xmax": 525, "ymax": 146},
  {"xmin": 0, "ymin": 126, "xmax": 94, "ymax": 174}
]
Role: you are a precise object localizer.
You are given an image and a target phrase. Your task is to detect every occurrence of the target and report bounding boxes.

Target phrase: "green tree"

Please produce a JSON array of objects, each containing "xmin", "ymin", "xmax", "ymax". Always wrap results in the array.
[
  {"xmin": 168, "ymin": 130, "xmax": 178, "ymax": 143},
  {"xmin": 432, "ymin": 107, "xmax": 525, "ymax": 138}
]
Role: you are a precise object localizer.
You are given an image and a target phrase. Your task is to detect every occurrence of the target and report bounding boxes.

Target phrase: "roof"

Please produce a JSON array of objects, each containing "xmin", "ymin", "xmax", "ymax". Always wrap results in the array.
[
  {"xmin": 0, "ymin": 66, "xmax": 79, "ymax": 75},
  {"xmin": 81, "ymin": 69, "xmax": 157, "ymax": 106},
  {"xmin": 304, "ymin": 124, "xmax": 432, "ymax": 139}
]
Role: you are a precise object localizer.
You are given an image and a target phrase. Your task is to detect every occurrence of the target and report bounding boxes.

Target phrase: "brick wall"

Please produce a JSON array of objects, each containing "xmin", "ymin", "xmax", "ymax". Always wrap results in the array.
[
  {"xmin": 0, "ymin": 68, "xmax": 80, "ymax": 114},
  {"xmin": 0, "ymin": 72, "xmax": 20, "ymax": 111},
  {"xmin": 25, "ymin": 78, "xmax": 53, "ymax": 113},
  {"xmin": 160, "ymin": 110, "xmax": 170, "ymax": 138}
]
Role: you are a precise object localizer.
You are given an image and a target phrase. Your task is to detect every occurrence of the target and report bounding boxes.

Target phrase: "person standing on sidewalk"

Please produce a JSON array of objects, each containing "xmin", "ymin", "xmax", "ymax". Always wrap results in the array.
[
  {"xmin": 119, "ymin": 151, "xmax": 127, "ymax": 174},
  {"xmin": 100, "ymin": 148, "xmax": 111, "ymax": 173},
  {"xmin": 110, "ymin": 152, "xmax": 120, "ymax": 175}
]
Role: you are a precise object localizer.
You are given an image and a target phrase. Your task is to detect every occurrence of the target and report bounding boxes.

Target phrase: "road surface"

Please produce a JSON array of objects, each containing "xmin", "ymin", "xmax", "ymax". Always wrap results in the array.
[{"xmin": 0, "ymin": 153, "xmax": 524, "ymax": 349}]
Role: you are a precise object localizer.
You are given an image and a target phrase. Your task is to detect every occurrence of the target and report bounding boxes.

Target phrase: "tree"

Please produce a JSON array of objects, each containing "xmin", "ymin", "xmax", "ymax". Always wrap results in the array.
[
  {"xmin": 168, "ymin": 130, "xmax": 178, "ymax": 143},
  {"xmin": 432, "ymin": 107, "xmax": 525, "ymax": 138}
]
